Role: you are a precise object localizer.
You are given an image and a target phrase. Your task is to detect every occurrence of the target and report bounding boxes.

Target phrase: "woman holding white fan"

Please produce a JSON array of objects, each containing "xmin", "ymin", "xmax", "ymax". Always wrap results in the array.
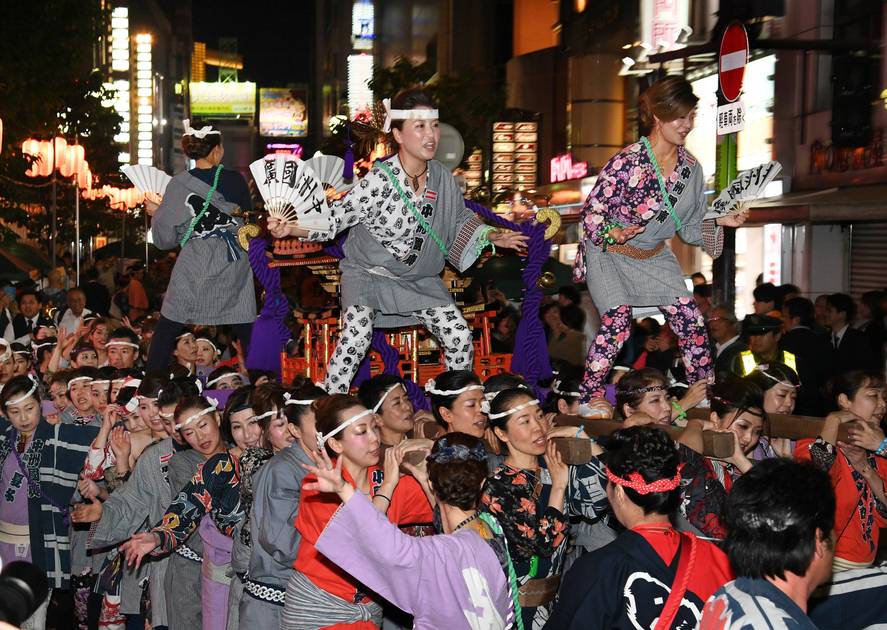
[{"xmin": 142, "ymin": 120, "xmax": 255, "ymax": 372}]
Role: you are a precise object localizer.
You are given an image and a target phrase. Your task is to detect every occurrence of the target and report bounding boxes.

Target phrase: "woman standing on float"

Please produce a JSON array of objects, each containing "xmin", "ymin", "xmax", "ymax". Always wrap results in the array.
[
  {"xmin": 269, "ymin": 89, "xmax": 527, "ymax": 393},
  {"xmin": 573, "ymin": 76, "xmax": 748, "ymax": 404},
  {"xmin": 145, "ymin": 120, "xmax": 255, "ymax": 372}
]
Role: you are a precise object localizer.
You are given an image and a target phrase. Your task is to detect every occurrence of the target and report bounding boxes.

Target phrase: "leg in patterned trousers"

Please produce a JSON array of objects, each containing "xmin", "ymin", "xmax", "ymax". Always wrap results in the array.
[
  {"xmin": 324, "ymin": 305, "xmax": 376, "ymax": 393},
  {"xmin": 658, "ymin": 296, "xmax": 714, "ymax": 385},
  {"xmin": 412, "ymin": 304, "xmax": 474, "ymax": 371},
  {"xmin": 579, "ymin": 305, "xmax": 633, "ymax": 402}
]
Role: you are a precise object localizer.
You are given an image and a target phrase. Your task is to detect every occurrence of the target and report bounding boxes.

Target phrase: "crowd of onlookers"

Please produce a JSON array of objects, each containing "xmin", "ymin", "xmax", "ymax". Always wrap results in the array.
[{"xmin": 3, "ymin": 263, "xmax": 887, "ymax": 630}]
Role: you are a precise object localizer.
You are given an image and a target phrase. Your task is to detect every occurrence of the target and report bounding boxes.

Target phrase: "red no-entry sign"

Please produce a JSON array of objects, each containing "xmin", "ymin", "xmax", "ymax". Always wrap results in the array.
[{"xmin": 719, "ymin": 22, "xmax": 749, "ymax": 103}]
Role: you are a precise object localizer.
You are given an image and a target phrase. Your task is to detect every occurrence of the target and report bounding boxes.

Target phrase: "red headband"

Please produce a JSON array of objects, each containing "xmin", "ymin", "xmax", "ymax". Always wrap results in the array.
[{"xmin": 605, "ymin": 465, "xmax": 682, "ymax": 495}]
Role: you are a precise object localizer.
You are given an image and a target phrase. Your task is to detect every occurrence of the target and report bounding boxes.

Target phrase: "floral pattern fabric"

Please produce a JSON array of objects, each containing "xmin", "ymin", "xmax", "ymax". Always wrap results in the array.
[
  {"xmin": 151, "ymin": 452, "xmax": 244, "ymax": 554},
  {"xmin": 580, "ymin": 297, "xmax": 714, "ymax": 400}
]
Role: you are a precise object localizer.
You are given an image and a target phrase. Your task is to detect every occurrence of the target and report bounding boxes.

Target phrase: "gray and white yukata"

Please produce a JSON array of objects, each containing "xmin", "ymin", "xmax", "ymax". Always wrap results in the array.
[{"xmin": 305, "ymin": 156, "xmax": 491, "ymax": 392}]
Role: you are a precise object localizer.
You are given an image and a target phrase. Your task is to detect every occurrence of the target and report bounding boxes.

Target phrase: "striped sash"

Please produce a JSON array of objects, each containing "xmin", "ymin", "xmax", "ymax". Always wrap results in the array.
[{"xmin": 280, "ymin": 570, "xmax": 383, "ymax": 629}]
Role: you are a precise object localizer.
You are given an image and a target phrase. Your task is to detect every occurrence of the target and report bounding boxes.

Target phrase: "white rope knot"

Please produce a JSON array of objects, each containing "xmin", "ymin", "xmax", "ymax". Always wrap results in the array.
[
  {"xmin": 175, "ymin": 398, "xmax": 219, "ymax": 431},
  {"xmin": 381, "ymin": 97, "xmax": 439, "ymax": 133},
  {"xmin": 424, "ymin": 379, "xmax": 484, "ymax": 397},
  {"xmin": 487, "ymin": 399, "xmax": 540, "ymax": 421},
  {"xmin": 283, "ymin": 392, "xmax": 316, "ymax": 407},
  {"xmin": 182, "ymin": 119, "xmax": 220, "ymax": 139},
  {"xmin": 552, "ymin": 381, "xmax": 581, "ymax": 397},
  {"xmin": 316, "ymin": 408, "xmax": 374, "ymax": 449},
  {"xmin": 5, "ymin": 375, "xmax": 39, "ymax": 407}
]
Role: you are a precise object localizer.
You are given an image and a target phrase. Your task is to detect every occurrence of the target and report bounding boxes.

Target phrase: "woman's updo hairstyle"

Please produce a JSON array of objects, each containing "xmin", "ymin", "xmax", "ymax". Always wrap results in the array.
[
  {"xmin": 639, "ymin": 76, "xmax": 698, "ymax": 135},
  {"xmin": 283, "ymin": 378, "xmax": 326, "ymax": 425},
  {"xmin": 427, "ymin": 432, "xmax": 488, "ymax": 511},
  {"xmin": 487, "ymin": 387, "xmax": 535, "ymax": 432},
  {"xmin": 174, "ymin": 395, "xmax": 216, "ymax": 424},
  {"xmin": 181, "ymin": 121, "xmax": 222, "ymax": 160},
  {"xmin": 744, "ymin": 362, "xmax": 800, "ymax": 392},
  {"xmin": 710, "ymin": 378, "xmax": 766, "ymax": 422},
  {"xmin": 602, "ymin": 426, "xmax": 682, "ymax": 516},
  {"xmin": 313, "ymin": 394, "xmax": 366, "ymax": 457},
  {"xmin": 615, "ymin": 367, "xmax": 667, "ymax": 417},
  {"xmin": 1, "ymin": 375, "xmax": 42, "ymax": 408},
  {"xmin": 430, "ymin": 370, "xmax": 482, "ymax": 429}
]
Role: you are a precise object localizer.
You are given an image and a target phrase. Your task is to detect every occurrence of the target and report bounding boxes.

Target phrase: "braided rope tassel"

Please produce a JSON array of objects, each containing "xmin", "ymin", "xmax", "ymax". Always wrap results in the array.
[
  {"xmin": 179, "ymin": 164, "xmax": 223, "ymax": 248},
  {"xmin": 479, "ymin": 512, "xmax": 525, "ymax": 630}
]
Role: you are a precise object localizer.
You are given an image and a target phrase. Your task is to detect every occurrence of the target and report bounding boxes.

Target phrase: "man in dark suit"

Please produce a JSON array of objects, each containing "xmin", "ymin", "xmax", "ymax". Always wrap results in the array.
[
  {"xmin": 2, "ymin": 289, "xmax": 55, "ymax": 345},
  {"xmin": 827, "ymin": 293, "xmax": 877, "ymax": 374},
  {"xmin": 707, "ymin": 304, "xmax": 747, "ymax": 380},
  {"xmin": 781, "ymin": 297, "xmax": 833, "ymax": 416}
]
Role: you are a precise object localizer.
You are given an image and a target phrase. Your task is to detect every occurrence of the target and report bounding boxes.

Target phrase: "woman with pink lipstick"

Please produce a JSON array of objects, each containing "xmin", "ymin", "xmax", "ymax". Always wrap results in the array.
[{"xmin": 573, "ymin": 76, "xmax": 749, "ymax": 406}]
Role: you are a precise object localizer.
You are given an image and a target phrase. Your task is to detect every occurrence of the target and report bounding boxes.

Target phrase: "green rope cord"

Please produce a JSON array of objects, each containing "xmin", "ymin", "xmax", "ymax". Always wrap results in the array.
[
  {"xmin": 641, "ymin": 136, "xmax": 682, "ymax": 232},
  {"xmin": 179, "ymin": 164, "xmax": 223, "ymax": 248},
  {"xmin": 479, "ymin": 511, "xmax": 525, "ymax": 630},
  {"xmin": 597, "ymin": 221, "xmax": 623, "ymax": 252},
  {"xmin": 475, "ymin": 225, "xmax": 497, "ymax": 256},
  {"xmin": 377, "ymin": 161, "xmax": 449, "ymax": 257}
]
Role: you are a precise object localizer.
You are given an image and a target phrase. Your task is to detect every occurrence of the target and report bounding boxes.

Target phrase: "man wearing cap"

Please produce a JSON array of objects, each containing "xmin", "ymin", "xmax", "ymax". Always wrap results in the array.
[{"xmin": 731, "ymin": 314, "xmax": 820, "ymax": 415}]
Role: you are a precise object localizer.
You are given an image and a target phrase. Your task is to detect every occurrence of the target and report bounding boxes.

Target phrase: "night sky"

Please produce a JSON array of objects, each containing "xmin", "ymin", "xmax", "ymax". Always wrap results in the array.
[{"xmin": 190, "ymin": 0, "xmax": 313, "ymax": 87}]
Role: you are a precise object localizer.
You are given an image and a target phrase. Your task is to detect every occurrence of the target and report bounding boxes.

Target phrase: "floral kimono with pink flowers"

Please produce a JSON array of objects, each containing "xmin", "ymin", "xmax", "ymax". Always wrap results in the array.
[{"xmin": 572, "ymin": 140, "xmax": 724, "ymax": 400}]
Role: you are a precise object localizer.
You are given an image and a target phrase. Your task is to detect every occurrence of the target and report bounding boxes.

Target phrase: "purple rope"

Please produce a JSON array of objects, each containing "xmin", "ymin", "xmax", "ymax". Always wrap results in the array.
[
  {"xmin": 464, "ymin": 200, "xmax": 552, "ymax": 392},
  {"xmin": 246, "ymin": 237, "xmax": 290, "ymax": 376}
]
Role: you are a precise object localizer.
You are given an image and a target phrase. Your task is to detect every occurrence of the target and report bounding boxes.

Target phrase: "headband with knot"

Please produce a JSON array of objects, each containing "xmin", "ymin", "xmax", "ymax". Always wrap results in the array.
[
  {"xmin": 4, "ymin": 375, "xmax": 39, "ymax": 407},
  {"xmin": 283, "ymin": 392, "xmax": 317, "ymax": 407},
  {"xmin": 487, "ymin": 398, "xmax": 540, "ymax": 421},
  {"xmin": 183, "ymin": 119, "xmax": 220, "ymax": 139},
  {"xmin": 605, "ymin": 465, "xmax": 683, "ymax": 495},
  {"xmin": 425, "ymin": 379, "xmax": 484, "ymax": 397},
  {"xmin": 175, "ymin": 398, "xmax": 219, "ymax": 431},
  {"xmin": 381, "ymin": 98, "xmax": 440, "ymax": 133},
  {"xmin": 316, "ymin": 408, "xmax": 373, "ymax": 450}
]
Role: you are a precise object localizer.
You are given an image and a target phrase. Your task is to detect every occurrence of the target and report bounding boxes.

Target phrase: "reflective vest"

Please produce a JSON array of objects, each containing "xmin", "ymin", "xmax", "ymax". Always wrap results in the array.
[{"xmin": 739, "ymin": 349, "xmax": 797, "ymax": 376}]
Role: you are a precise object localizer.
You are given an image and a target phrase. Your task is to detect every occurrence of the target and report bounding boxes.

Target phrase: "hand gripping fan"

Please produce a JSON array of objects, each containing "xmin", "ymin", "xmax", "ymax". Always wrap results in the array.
[
  {"xmin": 704, "ymin": 161, "xmax": 782, "ymax": 220},
  {"xmin": 248, "ymin": 154, "xmax": 331, "ymax": 232},
  {"xmin": 304, "ymin": 153, "xmax": 356, "ymax": 195},
  {"xmin": 121, "ymin": 165, "xmax": 172, "ymax": 204}
]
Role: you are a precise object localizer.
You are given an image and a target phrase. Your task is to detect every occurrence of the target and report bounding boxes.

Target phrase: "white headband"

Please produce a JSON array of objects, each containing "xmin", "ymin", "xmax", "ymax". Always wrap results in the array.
[
  {"xmin": 67, "ymin": 376, "xmax": 94, "ymax": 390},
  {"xmin": 284, "ymin": 392, "xmax": 316, "ymax": 407},
  {"xmin": 118, "ymin": 378, "xmax": 142, "ymax": 389},
  {"xmin": 755, "ymin": 364, "xmax": 801, "ymax": 389},
  {"xmin": 91, "ymin": 380, "xmax": 111, "ymax": 387},
  {"xmin": 13, "ymin": 350, "xmax": 30, "ymax": 356},
  {"xmin": 106, "ymin": 340, "xmax": 140, "ymax": 349},
  {"xmin": 196, "ymin": 338, "xmax": 220, "ymax": 355},
  {"xmin": 4, "ymin": 376, "xmax": 39, "ymax": 407},
  {"xmin": 175, "ymin": 398, "xmax": 218, "ymax": 431},
  {"xmin": 485, "ymin": 398, "xmax": 540, "ymax": 420},
  {"xmin": 182, "ymin": 119, "xmax": 220, "ymax": 139},
  {"xmin": 316, "ymin": 408, "xmax": 373, "ymax": 449},
  {"xmin": 254, "ymin": 408, "xmax": 280, "ymax": 422},
  {"xmin": 382, "ymin": 98, "xmax": 440, "ymax": 133},
  {"xmin": 552, "ymin": 381, "xmax": 580, "ymax": 397},
  {"xmin": 424, "ymin": 379, "xmax": 484, "ymax": 397},
  {"xmin": 205, "ymin": 372, "xmax": 243, "ymax": 388},
  {"xmin": 0, "ymin": 341, "xmax": 11, "ymax": 363},
  {"xmin": 176, "ymin": 331, "xmax": 194, "ymax": 340},
  {"xmin": 373, "ymin": 383, "xmax": 404, "ymax": 413},
  {"xmin": 32, "ymin": 341, "xmax": 56, "ymax": 349}
]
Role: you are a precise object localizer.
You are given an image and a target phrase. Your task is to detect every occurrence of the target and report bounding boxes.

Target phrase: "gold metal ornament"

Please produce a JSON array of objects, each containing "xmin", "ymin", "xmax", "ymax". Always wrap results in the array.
[
  {"xmin": 237, "ymin": 224, "xmax": 261, "ymax": 251},
  {"xmin": 535, "ymin": 208, "xmax": 562, "ymax": 240},
  {"xmin": 537, "ymin": 271, "xmax": 557, "ymax": 288}
]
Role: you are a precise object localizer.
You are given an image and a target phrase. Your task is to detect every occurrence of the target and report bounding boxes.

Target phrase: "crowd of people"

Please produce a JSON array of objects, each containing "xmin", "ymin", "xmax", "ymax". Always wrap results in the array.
[{"xmin": 3, "ymin": 78, "xmax": 887, "ymax": 630}]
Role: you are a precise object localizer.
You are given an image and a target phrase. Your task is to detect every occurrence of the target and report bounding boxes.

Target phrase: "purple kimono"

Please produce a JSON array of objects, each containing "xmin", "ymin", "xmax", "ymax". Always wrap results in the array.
[{"xmin": 316, "ymin": 493, "xmax": 513, "ymax": 629}]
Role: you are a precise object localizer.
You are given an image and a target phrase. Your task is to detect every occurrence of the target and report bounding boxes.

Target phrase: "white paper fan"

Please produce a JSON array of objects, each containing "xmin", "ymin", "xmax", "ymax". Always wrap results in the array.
[
  {"xmin": 121, "ymin": 165, "xmax": 171, "ymax": 203},
  {"xmin": 304, "ymin": 153, "xmax": 355, "ymax": 194},
  {"xmin": 704, "ymin": 161, "xmax": 782, "ymax": 220},
  {"xmin": 248, "ymin": 154, "xmax": 331, "ymax": 231}
]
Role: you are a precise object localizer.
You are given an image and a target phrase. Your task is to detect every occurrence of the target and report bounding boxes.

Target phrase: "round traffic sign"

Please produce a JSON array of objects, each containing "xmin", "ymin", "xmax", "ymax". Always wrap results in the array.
[{"xmin": 719, "ymin": 22, "xmax": 749, "ymax": 103}]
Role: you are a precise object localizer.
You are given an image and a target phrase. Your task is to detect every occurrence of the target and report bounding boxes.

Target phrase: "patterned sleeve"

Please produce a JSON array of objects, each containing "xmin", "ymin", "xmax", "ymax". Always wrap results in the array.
[
  {"xmin": 579, "ymin": 155, "xmax": 631, "ymax": 248},
  {"xmin": 566, "ymin": 457, "xmax": 609, "ymax": 520},
  {"xmin": 151, "ymin": 453, "xmax": 238, "ymax": 553},
  {"xmin": 446, "ymin": 214, "xmax": 486, "ymax": 272},
  {"xmin": 677, "ymin": 444, "xmax": 729, "ymax": 540},
  {"xmin": 305, "ymin": 165, "xmax": 381, "ymax": 242},
  {"xmin": 481, "ymin": 471, "xmax": 569, "ymax": 559},
  {"xmin": 804, "ymin": 437, "xmax": 838, "ymax": 471}
]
